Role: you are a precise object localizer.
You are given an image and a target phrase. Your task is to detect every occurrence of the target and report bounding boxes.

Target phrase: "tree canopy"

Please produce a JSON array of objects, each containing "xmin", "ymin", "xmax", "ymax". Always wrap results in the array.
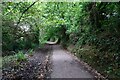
[{"xmin": 2, "ymin": 2, "xmax": 120, "ymax": 78}]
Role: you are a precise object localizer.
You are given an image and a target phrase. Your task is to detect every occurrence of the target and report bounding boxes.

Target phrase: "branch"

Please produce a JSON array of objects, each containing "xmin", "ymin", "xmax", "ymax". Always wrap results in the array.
[
  {"xmin": 16, "ymin": 1, "xmax": 38, "ymax": 26},
  {"xmin": 4, "ymin": 3, "xmax": 19, "ymax": 16}
]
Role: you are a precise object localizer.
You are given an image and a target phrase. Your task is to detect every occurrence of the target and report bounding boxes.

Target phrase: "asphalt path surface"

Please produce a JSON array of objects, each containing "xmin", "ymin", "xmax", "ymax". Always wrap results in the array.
[{"xmin": 50, "ymin": 45, "xmax": 94, "ymax": 78}]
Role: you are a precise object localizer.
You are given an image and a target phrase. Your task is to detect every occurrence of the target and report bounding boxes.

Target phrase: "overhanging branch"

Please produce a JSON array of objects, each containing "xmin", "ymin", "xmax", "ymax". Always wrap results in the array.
[
  {"xmin": 16, "ymin": 1, "xmax": 38, "ymax": 26},
  {"xmin": 4, "ymin": 3, "xmax": 19, "ymax": 16}
]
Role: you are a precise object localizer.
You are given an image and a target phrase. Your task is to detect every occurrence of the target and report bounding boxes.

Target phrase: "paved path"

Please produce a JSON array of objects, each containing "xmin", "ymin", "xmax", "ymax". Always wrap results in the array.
[{"xmin": 50, "ymin": 45, "xmax": 94, "ymax": 78}]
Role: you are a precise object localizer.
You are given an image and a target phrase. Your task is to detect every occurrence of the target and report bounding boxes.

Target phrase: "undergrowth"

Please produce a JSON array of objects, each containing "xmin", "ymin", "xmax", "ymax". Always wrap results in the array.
[{"xmin": 67, "ymin": 35, "xmax": 120, "ymax": 78}]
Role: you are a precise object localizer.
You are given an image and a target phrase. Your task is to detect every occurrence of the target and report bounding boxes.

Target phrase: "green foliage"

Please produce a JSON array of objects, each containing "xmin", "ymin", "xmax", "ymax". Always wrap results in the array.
[
  {"xmin": 3, "ymin": 51, "xmax": 27, "ymax": 67},
  {"xmin": 42, "ymin": 2, "xmax": 120, "ymax": 78},
  {"xmin": 2, "ymin": 2, "xmax": 120, "ymax": 78},
  {"xmin": 2, "ymin": 2, "xmax": 41, "ymax": 54},
  {"xmin": 28, "ymin": 49, "xmax": 34, "ymax": 56},
  {"xmin": 16, "ymin": 51, "xmax": 27, "ymax": 61}
]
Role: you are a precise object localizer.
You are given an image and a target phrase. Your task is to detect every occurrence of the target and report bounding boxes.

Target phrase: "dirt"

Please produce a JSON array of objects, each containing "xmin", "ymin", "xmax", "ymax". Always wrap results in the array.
[
  {"xmin": 2, "ymin": 44, "xmax": 52, "ymax": 80},
  {"xmin": 2, "ymin": 44, "xmax": 104, "ymax": 79}
]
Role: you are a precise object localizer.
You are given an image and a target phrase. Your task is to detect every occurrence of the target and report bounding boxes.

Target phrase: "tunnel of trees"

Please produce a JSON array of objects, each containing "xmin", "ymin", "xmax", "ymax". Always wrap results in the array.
[{"xmin": 2, "ymin": 2, "xmax": 120, "ymax": 78}]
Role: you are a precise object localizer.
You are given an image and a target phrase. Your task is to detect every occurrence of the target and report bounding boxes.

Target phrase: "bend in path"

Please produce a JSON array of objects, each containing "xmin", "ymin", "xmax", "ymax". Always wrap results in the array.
[{"xmin": 50, "ymin": 45, "xmax": 95, "ymax": 78}]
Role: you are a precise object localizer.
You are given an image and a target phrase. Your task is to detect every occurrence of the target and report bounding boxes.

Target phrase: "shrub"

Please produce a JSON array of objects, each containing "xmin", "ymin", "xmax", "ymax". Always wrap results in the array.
[{"xmin": 16, "ymin": 51, "xmax": 27, "ymax": 61}]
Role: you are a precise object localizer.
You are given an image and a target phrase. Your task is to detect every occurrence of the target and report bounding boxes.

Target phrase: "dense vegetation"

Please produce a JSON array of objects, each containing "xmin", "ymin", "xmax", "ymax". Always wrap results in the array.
[{"xmin": 2, "ymin": 2, "xmax": 120, "ymax": 78}]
